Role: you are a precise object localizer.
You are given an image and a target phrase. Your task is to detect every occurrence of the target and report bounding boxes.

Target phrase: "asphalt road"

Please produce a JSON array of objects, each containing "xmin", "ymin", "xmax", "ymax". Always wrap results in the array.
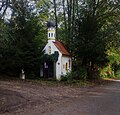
[
  {"xmin": 48, "ymin": 80, "xmax": 120, "ymax": 115},
  {"xmin": 0, "ymin": 79, "xmax": 120, "ymax": 115}
]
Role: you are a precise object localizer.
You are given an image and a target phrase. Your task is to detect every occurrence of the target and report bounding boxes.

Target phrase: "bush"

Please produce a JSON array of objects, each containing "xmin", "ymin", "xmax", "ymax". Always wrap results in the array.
[
  {"xmin": 61, "ymin": 67, "xmax": 87, "ymax": 82},
  {"xmin": 115, "ymin": 70, "xmax": 120, "ymax": 78},
  {"xmin": 99, "ymin": 65, "xmax": 114, "ymax": 78},
  {"xmin": 72, "ymin": 67, "xmax": 87, "ymax": 80},
  {"xmin": 61, "ymin": 75, "xmax": 68, "ymax": 81},
  {"xmin": 113, "ymin": 64, "xmax": 120, "ymax": 76}
]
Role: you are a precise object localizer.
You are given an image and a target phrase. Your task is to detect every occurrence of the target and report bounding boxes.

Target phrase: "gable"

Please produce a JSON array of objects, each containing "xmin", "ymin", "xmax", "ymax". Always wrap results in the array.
[{"xmin": 43, "ymin": 41, "xmax": 61, "ymax": 55}]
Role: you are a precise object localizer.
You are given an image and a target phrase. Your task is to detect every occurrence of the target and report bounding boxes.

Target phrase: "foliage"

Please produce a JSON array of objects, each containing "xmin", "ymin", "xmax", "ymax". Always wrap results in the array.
[
  {"xmin": 61, "ymin": 75, "xmax": 68, "ymax": 81},
  {"xmin": 70, "ymin": 67, "xmax": 87, "ymax": 81},
  {"xmin": 0, "ymin": 0, "xmax": 46, "ymax": 77},
  {"xmin": 115, "ymin": 69, "xmax": 120, "ymax": 78},
  {"xmin": 106, "ymin": 47, "xmax": 120, "ymax": 65},
  {"xmin": 42, "ymin": 51, "xmax": 59, "ymax": 63},
  {"xmin": 106, "ymin": 47, "xmax": 120, "ymax": 77},
  {"xmin": 61, "ymin": 66, "xmax": 87, "ymax": 82},
  {"xmin": 73, "ymin": 0, "xmax": 120, "ymax": 79},
  {"xmin": 99, "ymin": 65, "xmax": 114, "ymax": 78}
]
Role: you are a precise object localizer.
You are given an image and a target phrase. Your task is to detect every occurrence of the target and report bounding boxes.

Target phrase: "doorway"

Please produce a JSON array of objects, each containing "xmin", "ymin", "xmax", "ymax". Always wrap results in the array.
[{"xmin": 43, "ymin": 61, "xmax": 54, "ymax": 78}]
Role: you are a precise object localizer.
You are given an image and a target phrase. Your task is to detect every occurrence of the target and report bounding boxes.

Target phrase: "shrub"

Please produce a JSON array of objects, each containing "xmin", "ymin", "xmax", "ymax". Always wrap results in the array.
[
  {"xmin": 61, "ymin": 75, "xmax": 68, "ymax": 81},
  {"xmin": 99, "ymin": 65, "xmax": 115, "ymax": 78},
  {"xmin": 61, "ymin": 67, "xmax": 87, "ymax": 81}
]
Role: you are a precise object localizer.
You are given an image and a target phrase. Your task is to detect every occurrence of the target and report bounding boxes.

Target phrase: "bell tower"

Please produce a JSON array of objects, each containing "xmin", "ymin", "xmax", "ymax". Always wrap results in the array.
[{"xmin": 47, "ymin": 22, "xmax": 56, "ymax": 42}]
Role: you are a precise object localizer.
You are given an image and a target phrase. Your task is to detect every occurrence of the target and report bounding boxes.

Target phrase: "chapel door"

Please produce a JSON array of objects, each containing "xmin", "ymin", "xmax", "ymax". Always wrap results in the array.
[{"xmin": 44, "ymin": 61, "xmax": 54, "ymax": 78}]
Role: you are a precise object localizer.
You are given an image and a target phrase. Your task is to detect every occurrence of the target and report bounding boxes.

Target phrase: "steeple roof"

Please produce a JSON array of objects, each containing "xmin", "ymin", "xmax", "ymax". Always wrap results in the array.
[{"xmin": 47, "ymin": 21, "xmax": 55, "ymax": 28}]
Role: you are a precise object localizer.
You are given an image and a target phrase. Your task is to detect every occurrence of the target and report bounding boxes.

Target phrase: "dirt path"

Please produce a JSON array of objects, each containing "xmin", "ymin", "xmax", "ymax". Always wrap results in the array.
[
  {"xmin": 0, "ymin": 80, "xmax": 86, "ymax": 115},
  {"xmin": 0, "ymin": 79, "xmax": 120, "ymax": 115}
]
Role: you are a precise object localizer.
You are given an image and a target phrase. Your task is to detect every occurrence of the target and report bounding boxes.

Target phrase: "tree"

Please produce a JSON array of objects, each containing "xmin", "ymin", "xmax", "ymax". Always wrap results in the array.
[
  {"xmin": 0, "ymin": 0, "xmax": 46, "ymax": 77},
  {"xmin": 73, "ymin": 0, "xmax": 120, "ymax": 79}
]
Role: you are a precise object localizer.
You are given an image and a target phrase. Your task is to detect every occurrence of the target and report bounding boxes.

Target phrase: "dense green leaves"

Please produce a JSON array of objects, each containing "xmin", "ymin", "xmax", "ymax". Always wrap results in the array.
[
  {"xmin": 73, "ymin": 0, "xmax": 120, "ymax": 79},
  {"xmin": 0, "ymin": 0, "xmax": 46, "ymax": 77}
]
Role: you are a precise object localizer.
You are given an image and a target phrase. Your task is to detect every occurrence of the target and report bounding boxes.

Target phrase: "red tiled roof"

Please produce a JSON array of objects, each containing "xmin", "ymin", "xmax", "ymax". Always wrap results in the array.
[{"xmin": 53, "ymin": 40, "xmax": 71, "ymax": 57}]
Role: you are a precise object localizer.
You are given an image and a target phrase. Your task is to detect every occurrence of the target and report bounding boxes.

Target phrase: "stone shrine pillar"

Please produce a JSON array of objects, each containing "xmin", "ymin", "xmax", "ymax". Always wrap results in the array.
[{"xmin": 20, "ymin": 69, "xmax": 25, "ymax": 80}]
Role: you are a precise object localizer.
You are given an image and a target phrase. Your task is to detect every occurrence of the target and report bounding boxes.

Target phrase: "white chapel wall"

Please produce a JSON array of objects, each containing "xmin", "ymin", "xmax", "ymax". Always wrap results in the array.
[
  {"xmin": 56, "ymin": 53, "xmax": 62, "ymax": 80},
  {"xmin": 61, "ymin": 56, "xmax": 72, "ymax": 75}
]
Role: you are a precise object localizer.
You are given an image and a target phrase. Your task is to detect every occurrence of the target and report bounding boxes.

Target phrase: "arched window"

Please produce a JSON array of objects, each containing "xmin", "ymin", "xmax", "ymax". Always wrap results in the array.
[
  {"xmin": 66, "ymin": 63, "xmax": 68, "ymax": 71},
  {"xmin": 48, "ymin": 46, "xmax": 51, "ymax": 54},
  {"xmin": 51, "ymin": 33, "xmax": 53, "ymax": 37},
  {"xmin": 48, "ymin": 33, "xmax": 50, "ymax": 38},
  {"xmin": 48, "ymin": 33, "xmax": 50, "ymax": 37}
]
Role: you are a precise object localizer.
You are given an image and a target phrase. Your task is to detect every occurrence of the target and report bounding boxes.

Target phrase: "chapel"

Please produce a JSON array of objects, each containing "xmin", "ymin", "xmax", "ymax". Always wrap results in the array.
[{"xmin": 40, "ymin": 22, "xmax": 72, "ymax": 80}]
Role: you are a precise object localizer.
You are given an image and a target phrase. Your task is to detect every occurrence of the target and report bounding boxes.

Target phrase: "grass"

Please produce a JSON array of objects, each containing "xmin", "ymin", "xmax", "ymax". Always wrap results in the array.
[
  {"xmin": 25, "ymin": 78, "xmax": 110, "ymax": 87},
  {"xmin": 0, "ymin": 74, "xmax": 112, "ymax": 87}
]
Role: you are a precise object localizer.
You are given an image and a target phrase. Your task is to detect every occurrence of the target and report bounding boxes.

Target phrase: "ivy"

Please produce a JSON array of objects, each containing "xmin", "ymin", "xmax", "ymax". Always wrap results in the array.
[{"xmin": 42, "ymin": 51, "xmax": 59, "ymax": 62}]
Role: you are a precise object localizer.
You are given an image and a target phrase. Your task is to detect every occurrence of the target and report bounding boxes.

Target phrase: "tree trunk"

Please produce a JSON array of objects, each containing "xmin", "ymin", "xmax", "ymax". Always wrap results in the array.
[
  {"xmin": 62, "ymin": 0, "xmax": 67, "ymax": 31},
  {"xmin": 53, "ymin": 0, "xmax": 58, "ymax": 39}
]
